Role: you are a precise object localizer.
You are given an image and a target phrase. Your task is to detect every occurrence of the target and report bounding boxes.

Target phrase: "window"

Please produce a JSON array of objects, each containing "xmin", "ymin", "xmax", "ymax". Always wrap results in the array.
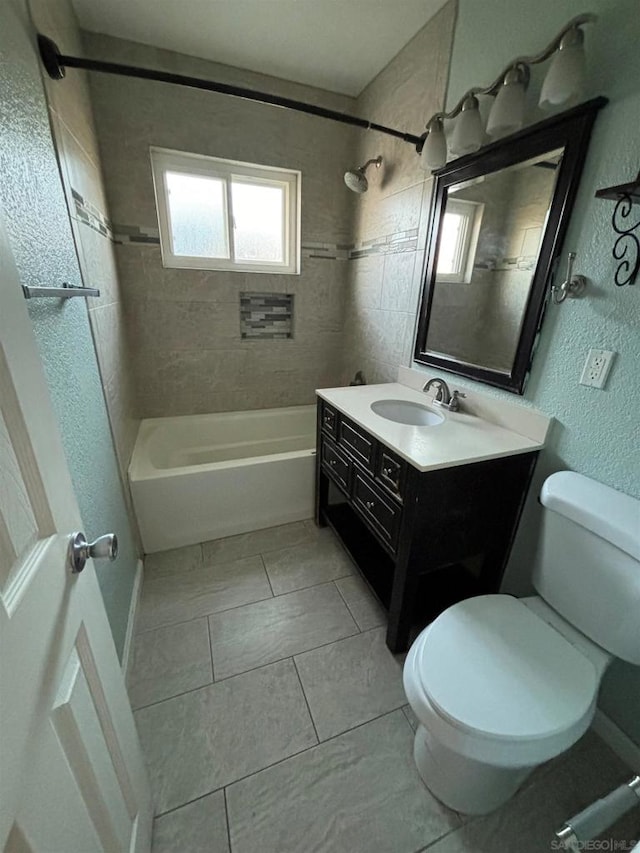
[
  {"xmin": 436, "ymin": 199, "xmax": 483, "ymax": 283},
  {"xmin": 150, "ymin": 148, "xmax": 300, "ymax": 274}
]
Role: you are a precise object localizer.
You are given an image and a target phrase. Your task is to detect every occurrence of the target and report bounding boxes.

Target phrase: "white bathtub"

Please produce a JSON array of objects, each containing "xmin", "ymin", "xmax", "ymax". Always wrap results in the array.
[{"xmin": 129, "ymin": 405, "xmax": 317, "ymax": 553}]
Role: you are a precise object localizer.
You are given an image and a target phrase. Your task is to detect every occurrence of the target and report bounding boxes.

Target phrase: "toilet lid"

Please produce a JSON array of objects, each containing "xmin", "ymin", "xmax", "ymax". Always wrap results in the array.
[{"xmin": 416, "ymin": 595, "xmax": 599, "ymax": 741}]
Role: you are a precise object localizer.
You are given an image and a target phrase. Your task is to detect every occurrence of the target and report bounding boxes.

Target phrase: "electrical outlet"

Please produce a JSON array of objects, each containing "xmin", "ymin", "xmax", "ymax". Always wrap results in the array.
[{"xmin": 579, "ymin": 349, "xmax": 615, "ymax": 389}]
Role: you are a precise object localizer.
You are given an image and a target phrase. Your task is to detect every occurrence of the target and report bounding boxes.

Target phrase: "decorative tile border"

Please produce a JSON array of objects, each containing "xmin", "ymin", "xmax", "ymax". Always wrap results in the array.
[
  {"xmin": 240, "ymin": 293, "xmax": 294, "ymax": 340},
  {"xmin": 72, "ymin": 190, "xmax": 114, "ymax": 240},
  {"xmin": 94, "ymin": 220, "xmax": 419, "ymax": 259}
]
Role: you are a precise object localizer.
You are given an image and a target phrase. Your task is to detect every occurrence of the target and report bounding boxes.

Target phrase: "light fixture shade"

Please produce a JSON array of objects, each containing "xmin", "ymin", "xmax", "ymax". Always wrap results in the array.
[
  {"xmin": 450, "ymin": 97, "xmax": 484, "ymax": 157},
  {"xmin": 487, "ymin": 71, "xmax": 526, "ymax": 137},
  {"xmin": 420, "ymin": 119, "xmax": 447, "ymax": 171},
  {"xmin": 539, "ymin": 28, "xmax": 586, "ymax": 110}
]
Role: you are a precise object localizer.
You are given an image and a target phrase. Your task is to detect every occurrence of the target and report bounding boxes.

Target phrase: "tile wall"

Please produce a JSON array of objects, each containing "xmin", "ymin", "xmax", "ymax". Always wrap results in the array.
[
  {"xmin": 86, "ymin": 33, "xmax": 356, "ymax": 417},
  {"xmin": 341, "ymin": 1, "xmax": 458, "ymax": 385}
]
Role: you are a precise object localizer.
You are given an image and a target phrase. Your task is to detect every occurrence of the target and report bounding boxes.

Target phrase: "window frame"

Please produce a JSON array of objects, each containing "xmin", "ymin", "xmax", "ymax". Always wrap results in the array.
[
  {"xmin": 435, "ymin": 198, "xmax": 484, "ymax": 284},
  {"xmin": 150, "ymin": 147, "xmax": 301, "ymax": 275}
]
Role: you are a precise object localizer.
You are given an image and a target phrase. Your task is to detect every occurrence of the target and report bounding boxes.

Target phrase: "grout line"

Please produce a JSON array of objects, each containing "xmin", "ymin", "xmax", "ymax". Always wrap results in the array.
[
  {"xmin": 270, "ymin": 570, "xmax": 356, "ymax": 598},
  {"xmin": 223, "ymin": 787, "xmax": 233, "ymax": 853},
  {"xmin": 210, "ymin": 624, "xmax": 360, "ymax": 685},
  {"xmin": 132, "ymin": 677, "xmax": 216, "ymax": 713},
  {"xmin": 135, "ymin": 570, "xmax": 358, "ymax": 638},
  {"xmin": 134, "ymin": 590, "xmax": 275, "ymax": 637},
  {"xmin": 261, "ymin": 553, "xmax": 276, "ymax": 598},
  {"xmin": 152, "ymin": 707, "xmax": 409, "ymax": 819},
  {"xmin": 206, "ymin": 613, "xmax": 216, "ymax": 684},
  {"xmin": 333, "ymin": 579, "xmax": 363, "ymax": 632},
  {"xmin": 291, "ymin": 656, "xmax": 320, "ymax": 745}
]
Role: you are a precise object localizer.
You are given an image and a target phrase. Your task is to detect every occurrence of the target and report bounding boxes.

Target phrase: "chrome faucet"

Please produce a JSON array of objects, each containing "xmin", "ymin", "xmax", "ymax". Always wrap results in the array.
[{"xmin": 422, "ymin": 377, "xmax": 466, "ymax": 412}]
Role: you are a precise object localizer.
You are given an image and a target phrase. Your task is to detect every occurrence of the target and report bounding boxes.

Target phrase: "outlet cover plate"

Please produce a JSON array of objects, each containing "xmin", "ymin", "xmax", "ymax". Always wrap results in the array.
[{"xmin": 579, "ymin": 348, "xmax": 615, "ymax": 388}]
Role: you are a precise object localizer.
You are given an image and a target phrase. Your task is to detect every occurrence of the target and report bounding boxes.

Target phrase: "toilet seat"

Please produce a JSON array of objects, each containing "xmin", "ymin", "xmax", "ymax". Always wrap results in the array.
[{"xmin": 404, "ymin": 595, "xmax": 600, "ymax": 768}]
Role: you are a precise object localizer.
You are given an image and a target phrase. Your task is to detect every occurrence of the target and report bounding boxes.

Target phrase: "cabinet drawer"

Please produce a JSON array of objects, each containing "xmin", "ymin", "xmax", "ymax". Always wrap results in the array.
[
  {"xmin": 320, "ymin": 402, "xmax": 338, "ymax": 439},
  {"xmin": 321, "ymin": 438, "xmax": 351, "ymax": 494},
  {"xmin": 375, "ymin": 446, "xmax": 407, "ymax": 501},
  {"xmin": 352, "ymin": 471, "xmax": 400, "ymax": 550},
  {"xmin": 338, "ymin": 416, "xmax": 375, "ymax": 471}
]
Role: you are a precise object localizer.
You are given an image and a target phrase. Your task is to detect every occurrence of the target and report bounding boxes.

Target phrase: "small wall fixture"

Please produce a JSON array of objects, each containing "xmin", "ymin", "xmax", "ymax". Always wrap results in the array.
[
  {"xmin": 551, "ymin": 252, "xmax": 587, "ymax": 304},
  {"xmin": 420, "ymin": 13, "xmax": 597, "ymax": 172},
  {"xmin": 595, "ymin": 170, "xmax": 640, "ymax": 287}
]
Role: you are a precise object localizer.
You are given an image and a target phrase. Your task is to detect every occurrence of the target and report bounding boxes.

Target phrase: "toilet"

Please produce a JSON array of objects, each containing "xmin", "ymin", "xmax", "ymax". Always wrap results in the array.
[{"xmin": 403, "ymin": 471, "xmax": 640, "ymax": 815}]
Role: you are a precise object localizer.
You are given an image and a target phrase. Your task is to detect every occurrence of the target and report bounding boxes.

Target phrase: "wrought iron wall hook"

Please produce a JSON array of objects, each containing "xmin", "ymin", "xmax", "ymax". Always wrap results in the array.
[
  {"xmin": 595, "ymin": 169, "xmax": 640, "ymax": 287},
  {"xmin": 552, "ymin": 252, "xmax": 587, "ymax": 304}
]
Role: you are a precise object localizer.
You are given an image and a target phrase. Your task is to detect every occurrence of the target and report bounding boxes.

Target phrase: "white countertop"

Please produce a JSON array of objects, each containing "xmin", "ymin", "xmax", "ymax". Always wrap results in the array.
[{"xmin": 316, "ymin": 382, "xmax": 547, "ymax": 472}]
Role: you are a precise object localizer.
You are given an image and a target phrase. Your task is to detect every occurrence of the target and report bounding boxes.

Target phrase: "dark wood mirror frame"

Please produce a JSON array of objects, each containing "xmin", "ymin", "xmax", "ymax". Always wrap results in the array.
[{"xmin": 414, "ymin": 97, "xmax": 607, "ymax": 394}]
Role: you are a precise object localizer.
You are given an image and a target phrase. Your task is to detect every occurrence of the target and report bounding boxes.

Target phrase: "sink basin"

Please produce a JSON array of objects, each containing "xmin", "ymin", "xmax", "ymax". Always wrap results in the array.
[{"xmin": 370, "ymin": 399, "xmax": 444, "ymax": 427}]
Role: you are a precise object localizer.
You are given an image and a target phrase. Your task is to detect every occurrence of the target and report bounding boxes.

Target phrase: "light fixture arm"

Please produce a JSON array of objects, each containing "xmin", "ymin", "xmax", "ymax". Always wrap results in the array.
[{"xmin": 425, "ymin": 13, "xmax": 597, "ymax": 128}]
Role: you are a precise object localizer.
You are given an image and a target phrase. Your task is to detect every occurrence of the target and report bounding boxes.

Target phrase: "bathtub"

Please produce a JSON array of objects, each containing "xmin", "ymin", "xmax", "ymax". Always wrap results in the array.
[{"xmin": 129, "ymin": 405, "xmax": 317, "ymax": 553}]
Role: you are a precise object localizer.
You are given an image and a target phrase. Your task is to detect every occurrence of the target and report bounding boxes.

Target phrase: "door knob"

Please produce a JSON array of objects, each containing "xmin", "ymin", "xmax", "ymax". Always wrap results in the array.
[{"xmin": 68, "ymin": 532, "xmax": 118, "ymax": 574}]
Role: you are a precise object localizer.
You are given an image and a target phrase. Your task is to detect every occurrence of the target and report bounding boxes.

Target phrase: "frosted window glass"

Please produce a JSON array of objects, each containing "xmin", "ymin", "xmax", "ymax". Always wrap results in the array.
[
  {"xmin": 437, "ymin": 212, "xmax": 466, "ymax": 276},
  {"xmin": 231, "ymin": 182, "xmax": 284, "ymax": 263},
  {"xmin": 166, "ymin": 171, "xmax": 229, "ymax": 258}
]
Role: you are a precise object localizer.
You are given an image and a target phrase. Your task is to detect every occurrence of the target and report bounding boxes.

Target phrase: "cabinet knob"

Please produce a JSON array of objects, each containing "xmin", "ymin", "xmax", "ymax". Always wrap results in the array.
[
  {"xmin": 365, "ymin": 500, "xmax": 375, "ymax": 510},
  {"xmin": 329, "ymin": 459, "xmax": 336, "ymax": 466},
  {"xmin": 383, "ymin": 467, "xmax": 392, "ymax": 477}
]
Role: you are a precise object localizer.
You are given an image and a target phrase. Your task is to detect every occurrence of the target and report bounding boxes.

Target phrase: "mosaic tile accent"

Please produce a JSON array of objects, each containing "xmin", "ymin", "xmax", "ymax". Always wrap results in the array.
[
  {"xmin": 72, "ymin": 190, "xmax": 114, "ymax": 240},
  {"xmin": 240, "ymin": 293, "xmax": 294, "ymax": 340},
  {"xmin": 112, "ymin": 223, "xmax": 161, "ymax": 245}
]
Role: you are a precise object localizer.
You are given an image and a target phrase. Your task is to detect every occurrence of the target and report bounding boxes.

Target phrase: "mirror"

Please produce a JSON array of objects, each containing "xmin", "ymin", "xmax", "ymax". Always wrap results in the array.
[{"xmin": 414, "ymin": 98, "xmax": 606, "ymax": 393}]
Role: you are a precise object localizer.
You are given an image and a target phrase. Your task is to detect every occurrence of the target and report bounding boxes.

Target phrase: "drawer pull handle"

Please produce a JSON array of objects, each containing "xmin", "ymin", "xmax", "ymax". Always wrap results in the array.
[
  {"xmin": 365, "ymin": 500, "xmax": 375, "ymax": 510},
  {"xmin": 324, "ymin": 414, "xmax": 333, "ymax": 423}
]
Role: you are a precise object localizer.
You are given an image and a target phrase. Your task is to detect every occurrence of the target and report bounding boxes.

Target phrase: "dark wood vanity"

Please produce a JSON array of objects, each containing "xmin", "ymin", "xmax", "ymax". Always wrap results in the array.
[{"xmin": 315, "ymin": 398, "xmax": 538, "ymax": 653}]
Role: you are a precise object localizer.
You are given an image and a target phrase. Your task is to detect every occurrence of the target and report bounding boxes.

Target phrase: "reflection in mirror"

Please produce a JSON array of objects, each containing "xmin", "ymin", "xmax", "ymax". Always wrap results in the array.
[{"xmin": 427, "ymin": 149, "xmax": 563, "ymax": 373}]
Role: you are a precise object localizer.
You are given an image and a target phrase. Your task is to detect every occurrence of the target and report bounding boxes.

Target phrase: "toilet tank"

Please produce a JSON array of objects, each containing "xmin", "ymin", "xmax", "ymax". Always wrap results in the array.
[{"xmin": 533, "ymin": 472, "xmax": 640, "ymax": 664}]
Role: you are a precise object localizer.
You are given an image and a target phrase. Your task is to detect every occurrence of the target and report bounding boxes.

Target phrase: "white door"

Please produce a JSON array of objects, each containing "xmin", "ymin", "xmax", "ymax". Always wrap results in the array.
[{"xmin": 0, "ymin": 214, "xmax": 153, "ymax": 852}]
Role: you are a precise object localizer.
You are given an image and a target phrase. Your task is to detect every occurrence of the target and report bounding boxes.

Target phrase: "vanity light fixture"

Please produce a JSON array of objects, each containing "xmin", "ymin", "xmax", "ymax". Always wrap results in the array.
[{"xmin": 420, "ymin": 13, "xmax": 597, "ymax": 172}]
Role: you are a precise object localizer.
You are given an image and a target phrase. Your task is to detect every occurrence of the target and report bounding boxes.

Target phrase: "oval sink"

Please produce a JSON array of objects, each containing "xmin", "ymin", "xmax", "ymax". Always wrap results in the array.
[{"xmin": 370, "ymin": 399, "xmax": 444, "ymax": 427}]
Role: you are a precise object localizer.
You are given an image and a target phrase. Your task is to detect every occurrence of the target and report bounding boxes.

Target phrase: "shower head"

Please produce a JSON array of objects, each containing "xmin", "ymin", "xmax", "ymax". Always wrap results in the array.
[{"xmin": 344, "ymin": 156, "xmax": 382, "ymax": 193}]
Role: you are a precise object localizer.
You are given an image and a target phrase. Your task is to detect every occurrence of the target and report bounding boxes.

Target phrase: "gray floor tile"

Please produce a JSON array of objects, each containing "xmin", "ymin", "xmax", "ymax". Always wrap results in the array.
[
  {"xmin": 135, "ymin": 659, "xmax": 317, "ymax": 814},
  {"xmin": 137, "ymin": 555, "xmax": 272, "ymax": 632},
  {"xmin": 424, "ymin": 731, "xmax": 637, "ymax": 853},
  {"xmin": 295, "ymin": 627, "xmax": 407, "ymax": 740},
  {"xmin": 201, "ymin": 521, "xmax": 311, "ymax": 565},
  {"xmin": 145, "ymin": 544, "xmax": 203, "ymax": 578},
  {"xmin": 128, "ymin": 618, "xmax": 213, "ymax": 709},
  {"xmin": 335, "ymin": 574, "xmax": 386, "ymax": 631},
  {"xmin": 262, "ymin": 528, "xmax": 355, "ymax": 595},
  {"xmin": 226, "ymin": 709, "xmax": 460, "ymax": 853},
  {"xmin": 152, "ymin": 791, "xmax": 229, "ymax": 853},
  {"xmin": 209, "ymin": 582, "xmax": 358, "ymax": 680}
]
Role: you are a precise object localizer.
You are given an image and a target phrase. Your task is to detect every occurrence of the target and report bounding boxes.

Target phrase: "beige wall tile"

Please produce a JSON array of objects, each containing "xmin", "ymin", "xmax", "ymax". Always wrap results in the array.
[
  {"xmin": 343, "ymin": 1, "xmax": 456, "ymax": 383},
  {"xmin": 87, "ymin": 32, "xmax": 354, "ymax": 417}
]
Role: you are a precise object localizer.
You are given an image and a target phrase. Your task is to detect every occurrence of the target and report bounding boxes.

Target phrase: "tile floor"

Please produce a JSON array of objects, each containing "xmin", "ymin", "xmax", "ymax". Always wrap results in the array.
[{"xmin": 130, "ymin": 520, "xmax": 639, "ymax": 853}]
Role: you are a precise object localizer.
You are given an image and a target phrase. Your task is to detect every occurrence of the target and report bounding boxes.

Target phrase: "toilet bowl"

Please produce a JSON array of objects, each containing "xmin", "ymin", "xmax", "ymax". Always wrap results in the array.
[
  {"xmin": 404, "ymin": 595, "xmax": 608, "ymax": 814},
  {"xmin": 403, "ymin": 472, "xmax": 640, "ymax": 815}
]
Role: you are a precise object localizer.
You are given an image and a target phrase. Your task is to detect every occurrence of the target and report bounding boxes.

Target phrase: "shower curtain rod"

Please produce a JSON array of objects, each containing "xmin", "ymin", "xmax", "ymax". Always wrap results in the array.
[{"xmin": 37, "ymin": 35, "xmax": 425, "ymax": 151}]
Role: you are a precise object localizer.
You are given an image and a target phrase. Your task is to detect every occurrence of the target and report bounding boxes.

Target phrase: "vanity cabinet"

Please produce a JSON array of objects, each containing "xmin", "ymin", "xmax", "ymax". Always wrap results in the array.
[{"xmin": 315, "ymin": 399, "xmax": 538, "ymax": 653}]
